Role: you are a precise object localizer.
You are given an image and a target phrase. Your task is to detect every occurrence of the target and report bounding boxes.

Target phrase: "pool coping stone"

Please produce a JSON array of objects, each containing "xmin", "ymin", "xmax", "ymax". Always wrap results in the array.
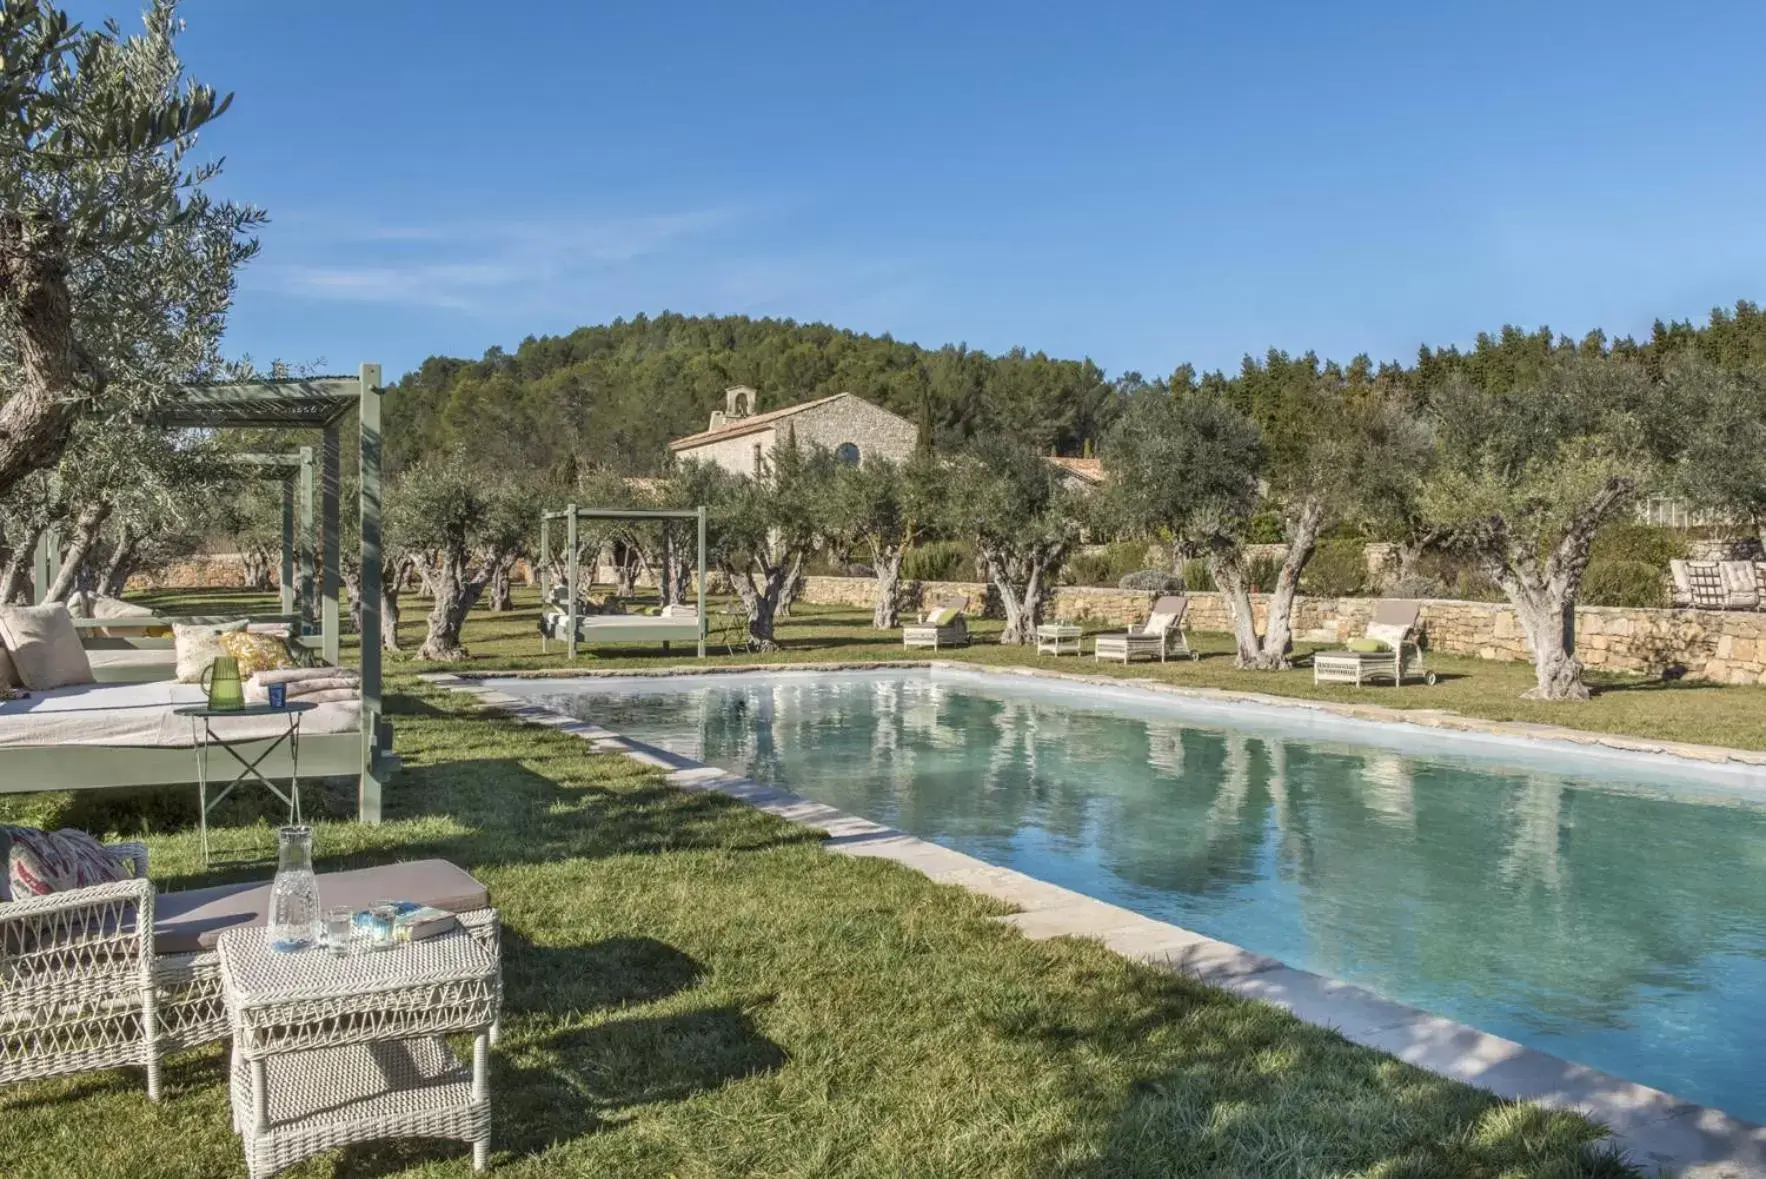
[{"xmin": 423, "ymin": 665, "xmax": 1766, "ymax": 1178}]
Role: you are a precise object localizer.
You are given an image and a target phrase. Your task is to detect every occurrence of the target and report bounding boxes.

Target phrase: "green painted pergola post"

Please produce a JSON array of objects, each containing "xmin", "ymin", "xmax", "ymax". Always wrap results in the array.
[
  {"xmin": 538, "ymin": 513, "xmax": 552, "ymax": 654},
  {"xmin": 299, "ymin": 445, "xmax": 316, "ymax": 632},
  {"xmin": 279, "ymin": 473, "xmax": 296, "ymax": 615},
  {"xmin": 565, "ymin": 502, "xmax": 579, "ymax": 661},
  {"xmin": 697, "ymin": 505, "xmax": 707, "ymax": 658},
  {"xmin": 357, "ymin": 363, "xmax": 385, "ymax": 824},
  {"xmin": 320, "ymin": 425, "xmax": 341, "ymax": 666}
]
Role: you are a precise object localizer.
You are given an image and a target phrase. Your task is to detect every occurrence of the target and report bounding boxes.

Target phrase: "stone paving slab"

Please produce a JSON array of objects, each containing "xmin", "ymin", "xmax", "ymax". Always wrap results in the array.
[{"xmin": 443, "ymin": 670, "xmax": 1766, "ymax": 1177}]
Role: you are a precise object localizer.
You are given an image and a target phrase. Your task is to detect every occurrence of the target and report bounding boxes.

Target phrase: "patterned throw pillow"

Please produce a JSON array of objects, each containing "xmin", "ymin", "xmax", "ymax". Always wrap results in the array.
[
  {"xmin": 0, "ymin": 826, "xmax": 128, "ymax": 901},
  {"xmin": 217, "ymin": 630, "xmax": 296, "ymax": 679},
  {"xmin": 172, "ymin": 620, "xmax": 248, "ymax": 683}
]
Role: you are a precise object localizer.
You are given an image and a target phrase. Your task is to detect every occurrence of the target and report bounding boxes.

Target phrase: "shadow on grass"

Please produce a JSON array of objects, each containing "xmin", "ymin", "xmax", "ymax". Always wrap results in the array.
[{"xmin": 976, "ymin": 961, "xmax": 1641, "ymax": 1179}]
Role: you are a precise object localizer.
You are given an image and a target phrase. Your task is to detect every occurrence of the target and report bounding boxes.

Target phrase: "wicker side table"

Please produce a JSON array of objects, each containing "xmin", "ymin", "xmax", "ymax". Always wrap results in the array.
[
  {"xmin": 217, "ymin": 910, "xmax": 501, "ymax": 1178},
  {"xmin": 1035, "ymin": 621, "xmax": 1084, "ymax": 656}
]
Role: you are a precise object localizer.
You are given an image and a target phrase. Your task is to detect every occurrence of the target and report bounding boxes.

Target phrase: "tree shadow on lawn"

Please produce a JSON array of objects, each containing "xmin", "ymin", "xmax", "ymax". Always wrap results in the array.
[
  {"xmin": 1003, "ymin": 962, "xmax": 1638, "ymax": 1179},
  {"xmin": 324, "ymin": 930, "xmax": 783, "ymax": 1174}
]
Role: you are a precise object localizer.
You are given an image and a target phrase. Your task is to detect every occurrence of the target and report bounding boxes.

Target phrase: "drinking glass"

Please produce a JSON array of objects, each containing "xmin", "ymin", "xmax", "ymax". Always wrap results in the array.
[
  {"xmin": 369, "ymin": 900, "xmax": 399, "ymax": 949},
  {"xmin": 323, "ymin": 906, "xmax": 354, "ymax": 957}
]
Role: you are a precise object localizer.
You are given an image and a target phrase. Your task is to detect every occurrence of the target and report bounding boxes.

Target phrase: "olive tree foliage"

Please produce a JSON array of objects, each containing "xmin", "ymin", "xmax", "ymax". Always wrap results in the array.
[
  {"xmin": 939, "ymin": 441, "xmax": 1082, "ymax": 645},
  {"xmin": 816, "ymin": 453, "xmax": 938, "ymax": 628},
  {"xmin": 1419, "ymin": 351, "xmax": 1682, "ymax": 701},
  {"xmin": 1104, "ymin": 384, "xmax": 1405, "ymax": 668},
  {"xmin": 0, "ymin": 1, "xmax": 261, "ymax": 501},
  {"xmin": 1669, "ymin": 357, "xmax": 1766, "ymax": 549},
  {"xmin": 0, "ymin": 417, "xmax": 215, "ymax": 601}
]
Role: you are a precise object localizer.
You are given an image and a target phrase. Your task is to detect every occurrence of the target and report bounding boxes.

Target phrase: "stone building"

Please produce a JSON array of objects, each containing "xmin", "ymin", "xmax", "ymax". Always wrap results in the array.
[{"xmin": 667, "ymin": 385, "xmax": 919, "ymax": 475}]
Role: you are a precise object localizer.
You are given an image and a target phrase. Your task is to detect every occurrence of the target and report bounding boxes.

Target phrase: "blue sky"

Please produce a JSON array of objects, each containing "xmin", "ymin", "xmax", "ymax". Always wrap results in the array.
[{"xmin": 99, "ymin": 0, "xmax": 1766, "ymax": 381}]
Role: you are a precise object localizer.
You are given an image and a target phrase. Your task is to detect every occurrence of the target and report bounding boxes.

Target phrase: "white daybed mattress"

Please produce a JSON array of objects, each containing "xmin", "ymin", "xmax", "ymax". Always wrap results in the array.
[{"xmin": 0, "ymin": 681, "xmax": 360, "ymax": 748}]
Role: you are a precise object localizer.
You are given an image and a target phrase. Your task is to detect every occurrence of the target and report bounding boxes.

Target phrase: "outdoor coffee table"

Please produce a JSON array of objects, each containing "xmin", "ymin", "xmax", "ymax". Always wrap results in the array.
[
  {"xmin": 217, "ymin": 911, "xmax": 502, "ymax": 1178},
  {"xmin": 1035, "ymin": 621, "xmax": 1084, "ymax": 655},
  {"xmin": 175, "ymin": 701, "xmax": 315, "ymax": 868}
]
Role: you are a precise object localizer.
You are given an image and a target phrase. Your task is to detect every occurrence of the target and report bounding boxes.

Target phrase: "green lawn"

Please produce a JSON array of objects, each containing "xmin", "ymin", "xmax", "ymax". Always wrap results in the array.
[
  {"xmin": 270, "ymin": 583, "xmax": 1766, "ymax": 753},
  {"xmin": 2, "ymin": 655, "xmax": 1640, "ymax": 1177}
]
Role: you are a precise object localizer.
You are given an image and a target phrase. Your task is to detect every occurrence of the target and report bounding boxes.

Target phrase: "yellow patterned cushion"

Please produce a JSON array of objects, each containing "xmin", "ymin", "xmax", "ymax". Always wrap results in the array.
[{"xmin": 217, "ymin": 630, "xmax": 296, "ymax": 679}]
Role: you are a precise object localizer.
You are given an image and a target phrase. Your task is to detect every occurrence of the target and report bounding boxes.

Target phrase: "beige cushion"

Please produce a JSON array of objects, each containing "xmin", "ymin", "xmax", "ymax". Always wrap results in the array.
[
  {"xmin": 0, "ymin": 605, "xmax": 94, "ymax": 690},
  {"xmin": 92, "ymin": 595, "xmax": 156, "ymax": 620},
  {"xmin": 0, "ymin": 642, "xmax": 17, "ymax": 689},
  {"xmin": 1364, "ymin": 621, "xmax": 1409, "ymax": 651},
  {"xmin": 172, "ymin": 619, "xmax": 248, "ymax": 684},
  {"xmin": 153, "ymin": 859, "xmax": 490, "ymax": 955},
  {"xmin": 925, "ymin": 606, "xmax": 961, "ymax": 627}
]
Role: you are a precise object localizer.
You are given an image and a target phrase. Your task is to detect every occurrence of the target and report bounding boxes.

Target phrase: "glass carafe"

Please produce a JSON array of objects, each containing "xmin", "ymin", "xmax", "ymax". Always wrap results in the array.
[{"xmin": 266, "ymin": 826, "xmax": 322, "ymax": 952}]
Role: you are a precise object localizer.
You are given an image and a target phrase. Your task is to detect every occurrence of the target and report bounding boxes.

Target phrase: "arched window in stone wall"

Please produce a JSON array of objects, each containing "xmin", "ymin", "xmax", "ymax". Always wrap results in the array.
[{"xmin": 835, "ymin": 442, "xmax": 861, "ymax": 466}]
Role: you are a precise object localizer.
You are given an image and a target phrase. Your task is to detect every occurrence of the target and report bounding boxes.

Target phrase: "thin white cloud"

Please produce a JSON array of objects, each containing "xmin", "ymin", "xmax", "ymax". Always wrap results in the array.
[{"xmin": 248, "ymin": 208, "xmax": 743, "ymax": 313}]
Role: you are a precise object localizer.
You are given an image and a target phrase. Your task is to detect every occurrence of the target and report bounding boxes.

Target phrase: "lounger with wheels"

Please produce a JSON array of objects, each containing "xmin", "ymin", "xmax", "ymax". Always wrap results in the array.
[
  {"xmin": 1093, "ymin": 595, "xmax": 1193, "ymax": 663},
  {"xmin": 1313, "ymin": 599, "xmax": 1433, "ymax": 686},
  {"xmin": 903, "ymin": 597, "xmax": 970, "ymax": 650}
]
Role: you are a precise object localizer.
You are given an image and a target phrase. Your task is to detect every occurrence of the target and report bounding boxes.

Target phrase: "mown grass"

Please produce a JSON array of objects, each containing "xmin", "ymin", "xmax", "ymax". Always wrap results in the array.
[
  {"xmin": 0, "ymin": 589, "xmax": 1659, "ymax": 1175},
  {"xmin": 200, "ymin": 582, "xmax": 1766, "ymax": 754}
]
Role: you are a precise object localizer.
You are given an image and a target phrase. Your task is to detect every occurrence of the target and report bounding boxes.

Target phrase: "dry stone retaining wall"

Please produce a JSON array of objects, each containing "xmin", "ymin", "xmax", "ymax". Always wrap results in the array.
[{"xmin": 799, "ymin": 575, "xmax": 1766, "ymax": 684}]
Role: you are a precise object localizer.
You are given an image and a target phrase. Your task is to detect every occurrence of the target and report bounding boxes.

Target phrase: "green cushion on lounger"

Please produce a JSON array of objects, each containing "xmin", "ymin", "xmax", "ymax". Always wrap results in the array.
[{"xmin": 1346, "ymin": 638, "xmax": 1386, "ymax": 653}]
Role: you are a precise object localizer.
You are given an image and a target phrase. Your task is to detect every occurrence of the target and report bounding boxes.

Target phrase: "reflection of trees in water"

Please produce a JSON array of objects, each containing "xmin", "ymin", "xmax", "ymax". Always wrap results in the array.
[
  {"xmin": 1287, "ymin": 755, "xmax": 1766, "ymax": 1032},
  {"xmin": 689, "ymin": 678, "xmax": 1766, "ymax": 1035}
]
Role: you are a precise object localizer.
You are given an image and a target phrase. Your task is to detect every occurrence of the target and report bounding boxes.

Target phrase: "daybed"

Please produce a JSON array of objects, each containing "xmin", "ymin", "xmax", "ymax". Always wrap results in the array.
[
  {"xmin": 0, "ymin": 844, "xmax": 497, "ymax": 1101},
  {"xmin": 4, "ymin": 368, "xmax": 396, "ymax": 822}
]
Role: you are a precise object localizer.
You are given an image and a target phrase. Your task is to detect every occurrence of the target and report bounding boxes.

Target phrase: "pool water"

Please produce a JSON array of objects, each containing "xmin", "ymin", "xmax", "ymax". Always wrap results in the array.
[{"xmin": 506, "ymin": 669, "xmax": 1766, "ymax": 1122}]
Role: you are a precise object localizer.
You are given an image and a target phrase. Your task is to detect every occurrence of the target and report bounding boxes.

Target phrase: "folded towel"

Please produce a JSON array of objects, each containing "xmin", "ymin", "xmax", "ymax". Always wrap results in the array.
[
  {"xmin": 251, "ymin": 666, "xmax": 359, "ymax": 688},
  {"xmin": 290, "ymin": 688, "xmax": 360, "ymax": 704},
  {"xmin": 247, "ymin": 675, "xmax": 359, "ymax": 703}
]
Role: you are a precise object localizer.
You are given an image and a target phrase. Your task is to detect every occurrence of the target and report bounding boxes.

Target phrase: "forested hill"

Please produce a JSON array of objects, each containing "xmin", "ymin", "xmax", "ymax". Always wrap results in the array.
[
  {"xmin": 381, "ymin": 313, "xmax": 1117, "ymax": 476},
  {"xmin": 382, "ymin": 302, "xmax": 1766, "ymax": 478}
]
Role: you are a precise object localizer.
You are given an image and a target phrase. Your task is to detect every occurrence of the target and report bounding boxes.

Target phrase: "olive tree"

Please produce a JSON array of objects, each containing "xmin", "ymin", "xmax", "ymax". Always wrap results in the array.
[
  {"xmin": 1670, "ymin": 356, "xmax": 1766, "ymax": 549},
  {"xmin": 1421, "ymin": 351, "xmax": 1682, "ymax": 700},
  {"xmin": 1103, "ymin": 384, "xmax": 1402, "ymax": 668},
  {"xmin": 0, "ymin": 1, "xmax": 261, "ymax": 500},
  {"xmin": 699, "ymin": 442, "xmax": 829, "ymax": 650},
  {"xmin": 940, "ymin": 441, "xmax": 1081, "ymax": 645},
  {"xmin": 389, "ymin": 454, "xmax": 513, "ymax": 661},
  {"xmin": 817, "ymin": 453, "xmax": 937, "ymax": 628}
]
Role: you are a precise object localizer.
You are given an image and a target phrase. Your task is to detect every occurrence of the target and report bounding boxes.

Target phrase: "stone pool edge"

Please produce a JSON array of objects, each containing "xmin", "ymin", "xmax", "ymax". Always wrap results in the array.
[{"xmin": 422, "ymin": 667, "xmax": 1766, "ymax": 1179}]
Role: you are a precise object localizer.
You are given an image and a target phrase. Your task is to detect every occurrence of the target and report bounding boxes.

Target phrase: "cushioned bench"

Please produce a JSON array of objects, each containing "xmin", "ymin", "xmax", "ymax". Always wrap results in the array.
[{"xmin": 153, "ymin": 858, "xmax": 490, "ymax": 954}]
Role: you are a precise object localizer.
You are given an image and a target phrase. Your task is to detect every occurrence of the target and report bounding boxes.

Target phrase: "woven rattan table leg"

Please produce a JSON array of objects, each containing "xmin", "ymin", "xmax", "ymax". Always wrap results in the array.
[{"xmin": 473, "ymin": 1030, "xmax": 491, "ymax": 1171}]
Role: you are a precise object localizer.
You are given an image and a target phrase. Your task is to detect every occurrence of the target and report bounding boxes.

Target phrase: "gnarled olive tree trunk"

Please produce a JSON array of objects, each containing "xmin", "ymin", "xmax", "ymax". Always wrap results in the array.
[
  {"xmin": 344, "ymin": 553, "xmax": 408, "ymax": 652},
  {"xmin": 979, "ymin": 541, "xmax": 1070, "ymax": 645},
  {"xmin": 99, "ymin": 522, "xmax": 139, "ymax": 597},
  {"xmin": 416, "ymin": 544, "xmax": 490, "ymax": 661},
  {"xmin": 44, "ymin": 501, "xmax": 111, "ymax": 602},
  {"xmin": 657, "ymin": 525, "xmax": 694, "ymax": 607},
  {"xmin": 726, "ymin": 549, "xmax": 801, "ymax": 651},
  {"xmin": 868, "ymin": 542, "xmax": 906, "ymax": 629},
  {"xmin": 1206, "ymin": 495, "xmax": 1324, "ymax": 670},
  {"xmin": 0, "ymin": 217, "xmax": 92, "ymax": 502},
  {"xmin": 0, "ymin": 521, "xmax": 45, "ymax": 604},
  {"xmin": 1482, "ymin": 478, "xmax": 1634, "ymax": 701}
]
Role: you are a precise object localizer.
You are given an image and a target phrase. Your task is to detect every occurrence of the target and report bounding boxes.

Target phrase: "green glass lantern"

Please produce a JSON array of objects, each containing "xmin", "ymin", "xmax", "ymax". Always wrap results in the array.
[{"xmin": 201, "ymin": 655, "xmax": 246, "ymax": 711}]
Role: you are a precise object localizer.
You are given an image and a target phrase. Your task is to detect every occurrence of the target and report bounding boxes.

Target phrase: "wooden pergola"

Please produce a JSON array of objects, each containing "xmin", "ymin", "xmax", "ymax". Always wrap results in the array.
[
  {"xmin": 538, "ymin": 505, "xmax": 708, "ymax": 659},
  {"xmin": 23, "ymin": 364, "xmax": 394, "ymax": 822}
]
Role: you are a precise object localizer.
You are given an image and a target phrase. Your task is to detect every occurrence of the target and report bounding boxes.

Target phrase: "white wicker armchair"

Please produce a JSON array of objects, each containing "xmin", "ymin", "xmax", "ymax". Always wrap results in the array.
[{"xmin": 0, "ymin": 841, "xmax": 174, "ymax": 1098}]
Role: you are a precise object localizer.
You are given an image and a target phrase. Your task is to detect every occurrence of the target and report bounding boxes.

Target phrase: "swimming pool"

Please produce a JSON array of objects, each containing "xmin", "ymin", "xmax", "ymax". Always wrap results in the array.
[{"xmin": 497, "ymin": 667, "xmax": 1766, "ymax": 1124}]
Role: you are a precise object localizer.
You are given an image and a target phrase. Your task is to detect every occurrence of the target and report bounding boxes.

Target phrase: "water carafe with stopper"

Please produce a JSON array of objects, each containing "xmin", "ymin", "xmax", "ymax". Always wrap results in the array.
[{"xmin": 267, "ymin": 825, "xmax": 322, "ymax": 952}]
